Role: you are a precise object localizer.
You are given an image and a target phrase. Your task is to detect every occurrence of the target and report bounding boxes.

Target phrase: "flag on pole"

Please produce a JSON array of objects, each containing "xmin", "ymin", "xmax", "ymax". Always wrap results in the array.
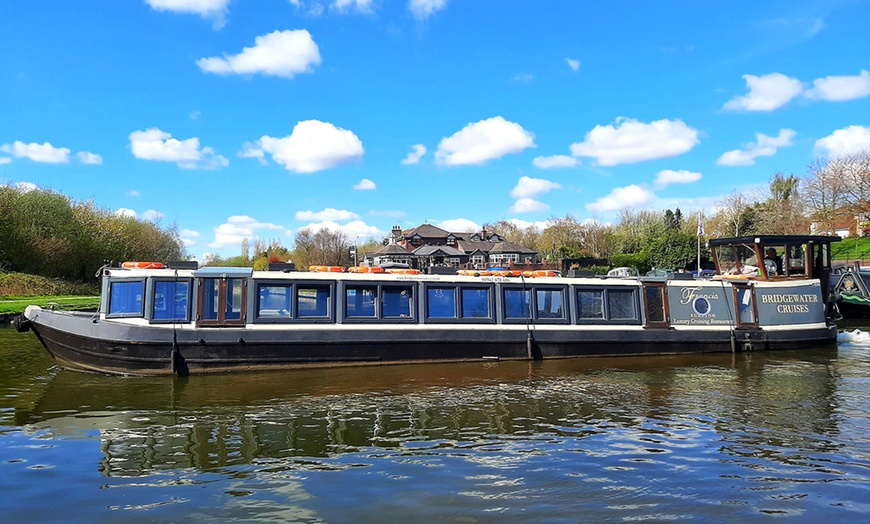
[{"xmin": 697, "ymin": 215, "xmax": 705, "ymax": 237}]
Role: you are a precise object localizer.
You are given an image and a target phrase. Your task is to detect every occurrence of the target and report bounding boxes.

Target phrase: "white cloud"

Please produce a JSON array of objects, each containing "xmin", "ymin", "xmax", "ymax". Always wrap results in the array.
[
  {"xmin": 353, "ymin": 178, "xmax": 376, "ymax": 190},
  {"xmin": 814, "ymin": 125, "xmax": 870, "ymax": 158},
  {"xmin": 145, "ymin": 0, "xmax": 230, "ymax": 29},
  {"xmin": 401, "ymin": 144, "xmax": 426, "ymax": 165},
  {"xmin": 197, "ymin": 30, "xmax": 321, "ymax": 78},
  {"xmin": 510, "ymin": 176, "xmax": 561, "ymax": 199},
  {"xmin": 586, "ymin": 185, "xmax": 656, "ymax": 212},
  {"xmin": 435, "ymin": 116, "xmax": 535, "ymax": 166},
  {"xmin": 77, "ymin": 151, "xmax": 103, "ymax": 164},
  {"xmin": 180, "ymin": 229, "xmax": 200, "ymax": 248},
  {"xmin": 569, "ymin": 117, "xmax": 699, "ymax": 166},
  {"xmin": 722, "ymin": 73, "xmax": 804, "ymax": 112},
  {"xmin": 0, "ymin": 157, "xmax": 11, "ymax": 165},
  {"xmin": 127, "ymin": 190, "xmax": 140, "ymax": 197},
  {"xmin": 114, "ymin": 208, "xmax": 137, "ymax": 218},
  {"xmin": 533, "ymin": 155, "xmax": 578, "ymax": 169},
  {"xmin": 653, "ymin": 169, "xmax": 702, "ymax": 189},
  {"xmin": 332, "ymin": 0, "xmax": 373, "ymax": 13},
  {"xmin": 805, "ymin": 70, "xmax": 870, "ymax": 102},
  {"xmin": 505, "ymin": 218, "xmax": 550, "ymax": 231},
  {"xmin": 409, "ymin": 0, "xmax": 448, "ymax": 20},
  {"xmin": 0, "ymin": 141, "xmax": 70, "ymax": 163},
  {"xmin": 252, "ymin": 120, "xmax": 364, "ymax": 173},
  {"xmin": 129, "ymin": 128, "xmax": 228, "ymax": 170},
  {"xmin": 717, "ymin": 129, "xmax": 796, "ymax": 166},
  {"xmin": 509, "ymin": 198, "xmax": 550, "ymax": 213},
  {"xmin": 566, "ymin": 58, "xmax": 580, "ymax": 72},
  {"xmin": 208, "ymin": 215, "xmax": 284, "ymax": 249},
  {"xmin": 298, "ymin": 220, "xmax": 384, "ymax": 240},
  {"xmin": 142, "ymin": 210, "xmax": 165, "ymax": 222},
  {"xmin": 295, "ymin": 208, "xmax": 360, "ymax": 221},
  {"xmin": 513, "ymin": 73, "xmax": 534, "ymax": 82},
  {"xmin": 437, "ymin": 218, "xmax": 479, "ymax": 233}
]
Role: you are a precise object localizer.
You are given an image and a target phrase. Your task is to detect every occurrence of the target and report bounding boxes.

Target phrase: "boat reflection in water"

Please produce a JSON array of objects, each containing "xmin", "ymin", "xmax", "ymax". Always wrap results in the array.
[{"xmin": 15, "ymin": 350, "xmax": 841, "ymax": 479}]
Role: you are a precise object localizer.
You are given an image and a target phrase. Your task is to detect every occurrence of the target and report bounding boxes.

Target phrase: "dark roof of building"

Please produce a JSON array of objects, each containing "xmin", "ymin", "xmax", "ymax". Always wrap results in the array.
[
  {"xmin": 370, "ymin": 243, "xmax": 412, "ymax": 255},
  {"xmin": 413, "ymin": 245, "xmax": 465, "ymax": 257},
  {"xmin": 402, "ymin": 224, "xmax": 451, "ymax": 239}
]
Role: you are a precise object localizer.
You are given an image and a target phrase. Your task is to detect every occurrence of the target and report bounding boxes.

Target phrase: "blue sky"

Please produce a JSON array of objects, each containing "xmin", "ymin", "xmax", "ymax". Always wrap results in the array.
[{"xmin": 2, "ymin": 0, "xmax": 869, "ymax": 259}]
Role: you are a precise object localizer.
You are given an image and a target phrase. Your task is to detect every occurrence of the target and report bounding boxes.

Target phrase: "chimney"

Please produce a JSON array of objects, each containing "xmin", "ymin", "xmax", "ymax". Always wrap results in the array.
[{"xmin": 481, "ymin": 226, "xmax": 488, "ymax": 241}]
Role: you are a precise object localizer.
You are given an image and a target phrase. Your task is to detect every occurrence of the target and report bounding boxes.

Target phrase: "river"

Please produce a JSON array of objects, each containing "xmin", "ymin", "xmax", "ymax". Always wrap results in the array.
[{"xmin": 2, "ymin": 326, "xmax": 870, "ymax": 522}]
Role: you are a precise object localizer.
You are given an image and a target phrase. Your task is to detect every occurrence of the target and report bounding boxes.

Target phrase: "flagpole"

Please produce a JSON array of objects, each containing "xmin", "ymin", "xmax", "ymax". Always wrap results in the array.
[{"xmin": 697, "ymin": 214, "xmax": 703, "ymax": 276}]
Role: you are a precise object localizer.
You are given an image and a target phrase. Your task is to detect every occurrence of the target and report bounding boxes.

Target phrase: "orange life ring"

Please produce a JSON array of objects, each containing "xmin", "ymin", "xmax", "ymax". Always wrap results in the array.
[
  {"xmin": 309, "ymin": 265, "xmax": 346, "ymax": 273},
  {"xmin": 348, "ymin": 266, "xmax": 385, "ymax": 273},
  {"xmin": 533, "ymin": 270, "xmax": 558, "ymax": 277},
  {"xmin": 122, "ymin": 261, "xmax": 164, "ymax": 269},
  {"xmin": 385, "ymin": 268, "xmax": 421, "ymax": 275}
]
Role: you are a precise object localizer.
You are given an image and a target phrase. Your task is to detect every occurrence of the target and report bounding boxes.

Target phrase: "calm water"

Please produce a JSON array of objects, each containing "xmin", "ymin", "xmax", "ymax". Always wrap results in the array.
[{"xmin": 2, "ymin": 328, "xmax": 870, "ymax": 522}]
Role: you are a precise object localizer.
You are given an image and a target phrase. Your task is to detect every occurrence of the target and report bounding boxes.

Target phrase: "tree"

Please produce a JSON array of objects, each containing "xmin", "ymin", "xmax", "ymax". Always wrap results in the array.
[{"xmin": 755, "ymin": 173, "xmax": 808, "ymax": 234}]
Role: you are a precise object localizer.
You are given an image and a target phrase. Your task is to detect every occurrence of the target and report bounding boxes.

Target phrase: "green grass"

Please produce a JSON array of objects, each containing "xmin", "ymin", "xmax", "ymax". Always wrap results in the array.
[
  {"xmin": 832, "ymin": 237, "xmax": 870, "ymax": 260},
  {"xmin": 0, "ymin": 295, "xmax": 100, "ymax": 315}
]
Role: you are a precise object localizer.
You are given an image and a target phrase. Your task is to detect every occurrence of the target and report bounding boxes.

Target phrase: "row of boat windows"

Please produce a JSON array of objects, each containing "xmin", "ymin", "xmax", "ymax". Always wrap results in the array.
[{"xmin": 106, "ymin": 278, "xmax": 644, "ymax": 324}]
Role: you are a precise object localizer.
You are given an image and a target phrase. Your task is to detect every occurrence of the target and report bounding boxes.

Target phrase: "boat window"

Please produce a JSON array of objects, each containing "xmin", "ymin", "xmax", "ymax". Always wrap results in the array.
[
  {"xmin": 577, "ymin": 290, "xmax": 604, "ymax": 319},
  {"xmin": 536, "ymin": 289, "xmax": 564, "ymax": 319},
  {"xmin": 575, "ymin": 287, "xmax": 639, "ymax": 322},
  {"xmin": 258, "ymin": 284, "xmax": 292, "ymax": 318},
  {"xmin": 346, "ymin": 286, "xmax": 377, "ymax": 318},
  {"xmin": 504, "ymin": 289, "xmax": 531, "ymax": 319},
  {"xmin": 787, "ymin": 244, "xmax": 807, "ymax": 276},
  {"xmin": 608, "ymin": 289, "xmax": 637, "ymax": 320},
  {"xmin": 382, "ymin": 286, "xmax": 413, "ymax": 318},
  {"xmin": 643, "ymin": 284, "xmax": 668, "ymax": 327},
  {"xmin": 152, "ymin": 280, "xmax": 191, "ymax": 322},
  {"xmin": 461, "ymin": 287, "xmax": 490, "ymax": 318},
  {"xmin": 735, "ymin": 286, "xmax": 756, "ymax": 325},
  {"xmin": 198, "ymin": 277, "xmax": 247, "ymax": 326},
  {"xmin": 427, "ymin": 287, "xmax": 457, "ymax": 318},
  {"xmin": 107, "ymin": 280, "xmax": 145, "ymax": 317},
  {"xmin": 297, "ymin": 286, "xmax": 330, "ymax": 318}
]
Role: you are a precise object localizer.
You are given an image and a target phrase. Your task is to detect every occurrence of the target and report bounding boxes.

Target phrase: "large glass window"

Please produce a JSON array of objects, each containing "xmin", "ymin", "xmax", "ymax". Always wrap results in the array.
[
  {"xmin": 346, "ymin": 286, "xmax": 377, "ymax": 318},
  {"xmin": 577, "ymin": 290, "xmax": 604, "ymax": 319},
  {"xmin": 461, "ymin": 288, "xmax": 490, "ymax": 318},
  {"xmin": 297, "ymin": 286, "xmax": 330, "ymax": 318},
  {"xmin": 536, "ymin": 289, "xmax": 564, "ymax": 319},
  {"xmin": 608, "ymin": 289, "xmax": 637, "ymax": 320},
  {"xmin": 383, "ymin": 286, "xmax": 413, "ymax": 318},
  {"xmin": 108, "ymin": 280, "xmax": 145, "ymax": 317},
  {"xmin": 200, "ymin": 278, "xmax": 220, "ymax": 321},
  {"xmin": 428, "ymin": 287, "xmax": 456, "ymax": 318},
  {"xmin": 152, "ymin": 280, "xmax": 191, "ymax": 322},
  {"xmin": 504, "ymin": 289, "xmax": 531, "ymax": 319},
  {"xmin": 258, "ymin": 284, "xmax": 292, "ymax": 318}
]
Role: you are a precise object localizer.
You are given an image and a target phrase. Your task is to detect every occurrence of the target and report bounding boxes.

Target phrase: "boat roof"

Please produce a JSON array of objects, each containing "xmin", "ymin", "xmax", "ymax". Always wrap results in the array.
[{"xmin": 708, "ymin": 235, "xmax": 841, "ymax": 247}]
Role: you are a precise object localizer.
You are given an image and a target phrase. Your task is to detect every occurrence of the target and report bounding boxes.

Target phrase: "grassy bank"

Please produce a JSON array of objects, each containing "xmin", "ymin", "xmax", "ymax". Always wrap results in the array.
[
  {"xmin": 0, "ymin": 271, "xmax": 99, "ymax": 315},
  {"xmin": 832, "ymin": 237, "xmax": 870, "ymax": 261}
]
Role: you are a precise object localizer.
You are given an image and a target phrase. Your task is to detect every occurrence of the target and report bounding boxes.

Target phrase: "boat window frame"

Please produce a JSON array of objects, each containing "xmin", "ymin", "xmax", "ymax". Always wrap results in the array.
[
  {"xmin": 196, "ymin": 276, "xmax": 248, "ymax": 327},
  {"xmin": 106, "ymin": 278, "xmax": 147, "ymax": 319},
  {"xmin": 642, "ymin": 282, "xmax": 670, "ymax": 328},
  {"xmin": 252, "ymin": 279, "xmax": 335, "ymax": 324},
  {"xmin": 422, "ymin": 283, "xmax": 495, "ymax": 324},
  {"xmin": 573, "ymin": 286, "xmax": 642, "ymax": 325},
  {"xmin": 499, "ymin": 284, "xmax": 570, "ymax": 325},
  {"xmin": 341, "ymin": 281, "xmax": 417, "ymax": 323},
  {"xmin": 149, "ymin": 277, "xmax": 193, "ymax": 324},
  {"xmin": 731, "ymin": 282, "xmax": 759, "ymax": 328}
]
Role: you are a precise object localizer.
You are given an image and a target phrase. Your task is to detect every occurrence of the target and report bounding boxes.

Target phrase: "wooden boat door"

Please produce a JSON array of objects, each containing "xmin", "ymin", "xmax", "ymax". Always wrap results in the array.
[
  {"xmin": 196, "ymin": 276, "xmax": 248, "ymax": 327},
  {"xmin": 730, "ymin": 282, "xmax": 758, "ymax": 328},
  {"xmin": 642, "ymin": 282, "xmax": 669, "ymax": 328}
]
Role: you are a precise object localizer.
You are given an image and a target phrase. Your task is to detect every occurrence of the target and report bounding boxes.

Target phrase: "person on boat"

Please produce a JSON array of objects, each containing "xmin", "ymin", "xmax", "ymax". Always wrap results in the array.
[{"xmin": 764, "ymin": 248, "xmax": 783, "ymax": 276}]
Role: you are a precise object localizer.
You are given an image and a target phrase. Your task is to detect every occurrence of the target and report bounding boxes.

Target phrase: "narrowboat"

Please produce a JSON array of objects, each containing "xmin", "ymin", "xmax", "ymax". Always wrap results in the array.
[
  {"xmin": 15, "ymin": 235, "xmax": 841, "ymax": 376},
  {"xmin": 831, "ymin": 263, "xmax": 870, "ymax": 319}
]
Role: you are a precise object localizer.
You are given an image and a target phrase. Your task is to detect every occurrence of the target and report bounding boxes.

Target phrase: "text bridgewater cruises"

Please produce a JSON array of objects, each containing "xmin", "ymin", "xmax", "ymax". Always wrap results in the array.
[{"xmin": 15, "ymin": 235, "xmax": 841, "ymax": 375}]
